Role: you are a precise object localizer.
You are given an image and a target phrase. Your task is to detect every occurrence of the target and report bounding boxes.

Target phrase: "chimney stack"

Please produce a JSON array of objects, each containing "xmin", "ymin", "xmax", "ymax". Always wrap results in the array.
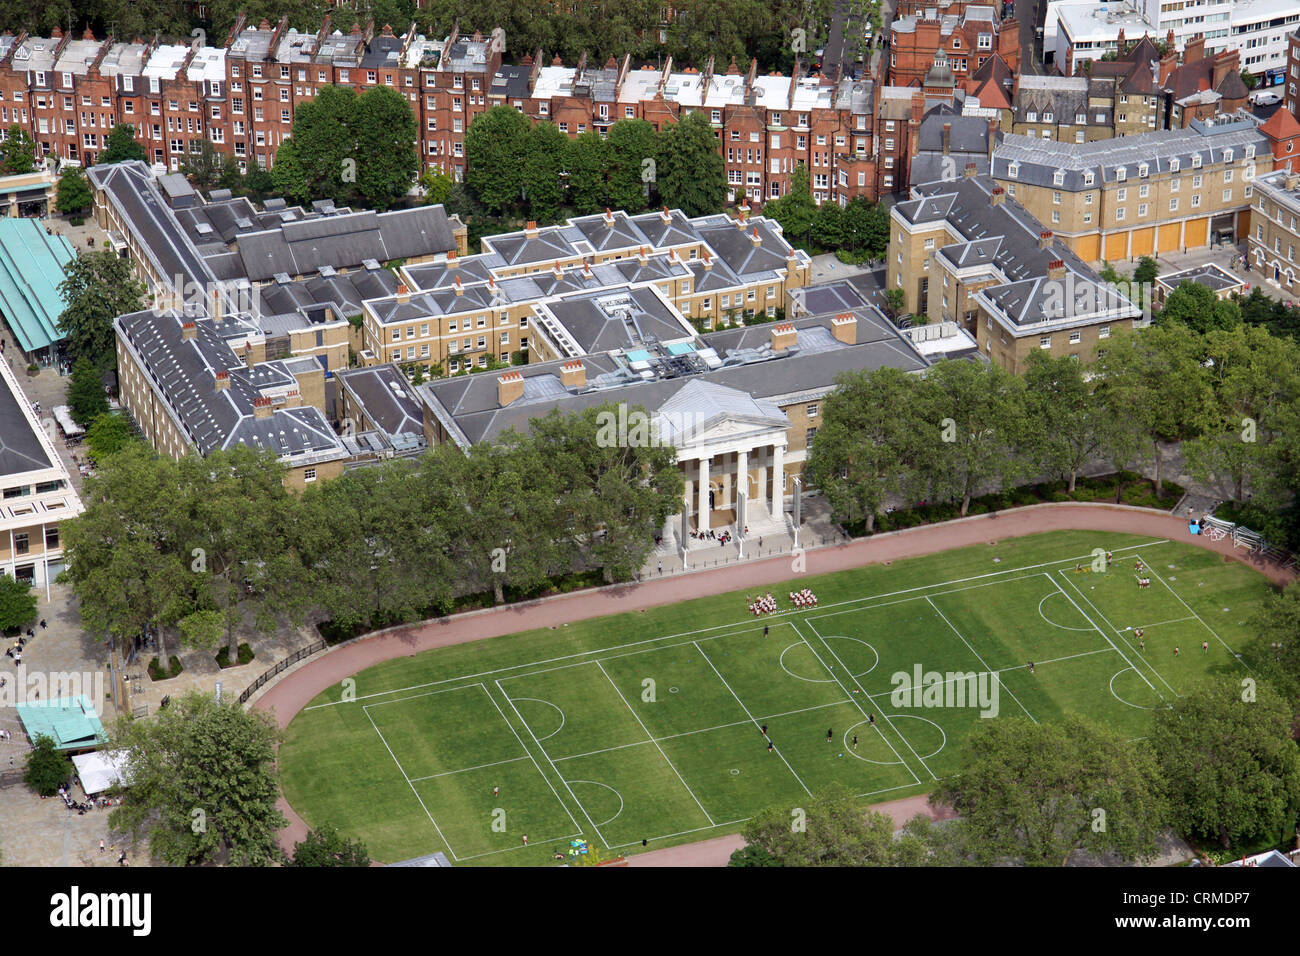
[
  {"xmin": 397, "ymin": 282, "xmax": 410, "ymax": 303},
  {"xmin": 1286, "ymin": 171, "xmax": 1300, "ymax": 191},
  {"xmin": 525, "ymin": 220, "xmax": 539, "ymax": 237},
  {"xmin": 252, "ymin": 396, "xmax": 273, "ymax": 419},
  {"xmin": 497, "ymin": 370, "xmax": 524, "ymax": 406},
  {"xmin": 1047, "ymin": 258, "xmax": 1066, "ymax": 281},
  {"xmin": 991, "ymin": 186, "xmax": 1005, "ymax": 205},
  {"xmin": 603, "ymin": 207, "xmax": 615, "ymax": 226},
  {"xmin": 750, "ymin": 227, "xmax": 762, "ymax": 247},
  {"xmin": 661, "ymin": 205, "xmax": 672, "ymax": 223},
  {"xmin": 964, "ymin": 161, "xmax": 977, "ymax": 179},
  {"xmin": 559, "ymin": 359, "xmax": 586, "ymax": 389},
  {"xmin": 831, "ymin": 312, "xmax": 857, "ymax": 345},
  {"xmin": 214, "ymin": 369, "xmax": 230, "ymax": 391},
  {"xmin": 446, "ymin": 251, "xmax": 459, "ymax": 269},
  {"xmin": 454, "ymin": 277, "xmax": 464, "ymax": 296},
  {"xmin": 771, "ymin": 322, "xmax": 797, "ymax": 352},
  {"xmin": 181, "ymin": 320, "xmax": 197, "ymax": 341},
  {"xmin": 942, "ymin": 122, "xmax": 952, "ymax": 156},
  {"xmin": 1039, "ymin": 230, "xmax": 1053, "ymax": 249}
]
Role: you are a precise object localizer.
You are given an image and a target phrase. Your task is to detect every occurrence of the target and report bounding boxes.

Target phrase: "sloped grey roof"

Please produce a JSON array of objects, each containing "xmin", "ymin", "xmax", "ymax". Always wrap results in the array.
[
  {"xmin": 336, "ymin": 364, "xmax": 425, "ymax": 440},
  {"xmin": 0, "ymin": 368, "xmax": 51, "ymax": 477}
]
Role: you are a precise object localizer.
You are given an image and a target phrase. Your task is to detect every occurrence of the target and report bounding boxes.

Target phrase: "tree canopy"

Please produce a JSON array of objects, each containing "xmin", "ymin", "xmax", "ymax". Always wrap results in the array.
[{"xmin": 56, "ymin": 250, "xmax": 148, "ymax": 369}]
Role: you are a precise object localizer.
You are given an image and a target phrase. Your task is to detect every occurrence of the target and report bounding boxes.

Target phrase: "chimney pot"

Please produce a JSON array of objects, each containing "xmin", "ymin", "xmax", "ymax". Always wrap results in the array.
[
  {"xmin": 497, "ymin": 370, "xmax": 524, "ymax": 406},
  {"xmin": 831, "ymin": 312, "xmax": 857, "ymax": 345},
  {"xmin": 771, "ymin": 322, "xmax": 797, "ymax": 352},
  {"xmin": 559, "ymin": 359, "xmax": 586, "ymax": 389},
  {"xmin": 1039, "ymin": 230, "xmax": 1053, "ymax": 249}
]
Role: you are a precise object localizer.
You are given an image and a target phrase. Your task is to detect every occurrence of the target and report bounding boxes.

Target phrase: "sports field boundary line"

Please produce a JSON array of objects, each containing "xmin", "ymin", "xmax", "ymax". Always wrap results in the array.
[
  {"xmin": 593, "ymin": 659, "xmax": 717, "ymax": 828},
  {"xmin": 495, "ymin": 677, "xmax": 610, "ymax": 848},
  {"xmin": 691, "ymin": 639, "xmax": 814, "ymax": 798},
  {"xmin": 1134, "ymin": 550, "xmax": 1253, "ymax": 671},
  {"xmin": 924, "ymin": 595, "xmax": 1039, "ymax": 724},
  {"xmin": 361, "ymin": 704, "xmax": 460, "ymax": 862},
  {"xmin": 407, "ymin": 755, "xmax": 533, "ymax": 783},
  {"xmin": 301, "ymin": 540, "xmax": 1173, "ymax": 713},
  {"xmin": 1054, "ymin": 569, "xmax": 1179, "ymax": 699},
  {"xmin": 551, "ymin": 698, "xmax": 847, "ymax": 763},
  {"xmin": 796, "ymin": 618, "xmax": 928, "ymax": 783},
  {"xmin": 1046, "ymin": 575, "xmax": 1168, "ymax": 704}
]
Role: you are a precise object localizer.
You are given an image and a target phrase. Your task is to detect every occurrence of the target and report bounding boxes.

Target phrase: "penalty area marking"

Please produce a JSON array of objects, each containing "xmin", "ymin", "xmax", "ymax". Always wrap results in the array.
[
  {"xmin": 1037, "ymin": 591, "xmax": 1096, "ymax": 632},
  {"xmin": 822, "ymin": 636, "xmax": 880, "ymax": 679},
  {"xmin": 779, "ymin": 641, "xmax": 836, "ymax": 683},
  {"xmin": 1109, "ymin": 668, "xmax": 1161, "ymax": 711},
  {"xmin": 887, "ymin": 714, "xmax": 948, "ymax": 761},
  {"xmin": 511, "ymin": 697, "xmax": 566, "ymax": 741},
  {"xmin": 568, "ymin": 779, "xmax": 625, "ymax": 828}
]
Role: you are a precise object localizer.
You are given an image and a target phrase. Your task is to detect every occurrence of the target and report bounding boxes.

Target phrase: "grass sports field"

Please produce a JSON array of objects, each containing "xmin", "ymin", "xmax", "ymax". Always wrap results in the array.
[{"xmin": 278, "ymin": 530, "xmax": 1275, "ymax": 865}]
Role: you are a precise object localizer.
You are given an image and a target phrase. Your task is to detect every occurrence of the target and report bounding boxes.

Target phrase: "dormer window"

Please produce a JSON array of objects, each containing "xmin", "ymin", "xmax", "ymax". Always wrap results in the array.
[
  {"xmin": 1053, "ymin": 169, "xmax": 1065, "ymax": 185},
  {"xmin": 1192, "ymin": 153, "xmax": 1202, "ymax": 168},
  {"xmin": 1044, "ymin": 112, "xmax": 1053, "ymax": 123},
  {"xmin": 1170, "ymin": 157, "xmax": 1180, "ymax": 172},
  {"xmin": 1245, "ymin": 144, "xmax": 1256, "ymax": 159},
  {"xmin": 1008, "ymin": 161, "xmax": 1019, "ymax": 178},
  {"xmin": 1116, "ymin": 167, "xmax": 1126, "ymax": 181},
  {"xmin": 1139, "ymin": 162, "xmax": 1148, "ymax": 177},
  {"xmin": 1083, "ymin": 171, "xmax": 1095, "ymax": 186},
  {"xmin": 1027, "ymin": 111, "xmax": 1037, "ymax": 122},
  {"xmin": 1223, "ymin": 148, "xmax": 1234, "ymax": 163}
]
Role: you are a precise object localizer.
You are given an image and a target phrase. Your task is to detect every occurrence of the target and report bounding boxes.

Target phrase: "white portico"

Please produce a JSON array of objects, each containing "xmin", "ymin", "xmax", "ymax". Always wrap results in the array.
[{"xmin": 655, "ymin": 380, "xmax": 792, "ymax": 536}]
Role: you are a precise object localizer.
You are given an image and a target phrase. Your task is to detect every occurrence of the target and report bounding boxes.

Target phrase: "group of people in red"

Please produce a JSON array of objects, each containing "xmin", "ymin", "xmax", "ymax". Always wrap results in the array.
[
  {"xmin": 789, "ymin": 588, "xmax": 819, "ymax": 608},
  {"xmin": 748, "ymin": 593, "xmax": 779, "ymax": 615},
  {"xmin": 1135, "ymin": 558, "xmax": 1151, "ymax": 588}
]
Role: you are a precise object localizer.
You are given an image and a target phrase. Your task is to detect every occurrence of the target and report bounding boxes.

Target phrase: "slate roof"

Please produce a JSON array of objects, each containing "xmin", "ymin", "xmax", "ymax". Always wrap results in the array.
[
  {"xmin": 335, "ymin": 364, "xmax": 425, "ymax": 440},
  {"xmin": 993, "ymin": 121, "xmax": 1268, "ymax": 189},
  {"xmin": 115, "ymin": 308, "xmax": 346, "ymax": 464},
  {"xmin": 236, "ymin": 205, "xmax": 458, "ymax": 281},
  {"xmin": 0, "ymin": 360, "xmax": 51, "ymax": 477},
  {"xmin": 87, "ymin": 161, "xmax": 216, "ymax": 290},
  {"xmin": 419, "ymin": 308, "xmax": 928, "ymax": 448}
]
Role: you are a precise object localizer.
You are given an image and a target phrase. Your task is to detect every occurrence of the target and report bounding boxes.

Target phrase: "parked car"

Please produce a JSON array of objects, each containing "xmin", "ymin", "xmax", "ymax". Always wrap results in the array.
[{"xmin": 1250, "ymin": 90, "xmax": 1282, "ymax": 106}]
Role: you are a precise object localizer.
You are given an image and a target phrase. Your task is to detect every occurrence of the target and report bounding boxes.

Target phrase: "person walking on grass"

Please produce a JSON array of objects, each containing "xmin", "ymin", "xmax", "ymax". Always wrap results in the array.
[
  {"xmin": 764, "ymin": 625, "xmax": 769, "ymax": 637},
  {"xmin": 827, "ymin": 728, "xmax": 834, "ymax": 743},
  {"xmin": 1202, "ymin": 641, "xmax": 1209, "ymax": 652},
  {"xmin": 522, "ymin": 834, "xmax": 528, "ymax": 847},
  {"xmin": 767, "ymin": 740, "xmax": 774, "ymax": 754},
  {"xmin": 1174, "ymin": 646, "xmax": 1180, "ymax": 656},
  {"xmin": 868, "ymin": 714, "xmax": 875, "ymax": 726},
  {"xmin": 852, "ymin": 734, "xmax": 858, "ymax": 750},
  {"xmin": 1027, "ymin": 661, "xmax": 1035, "ymax": 674},
  {"xmin": 760, "ymin": 724, "xmax": 768, "ymax": 736}
]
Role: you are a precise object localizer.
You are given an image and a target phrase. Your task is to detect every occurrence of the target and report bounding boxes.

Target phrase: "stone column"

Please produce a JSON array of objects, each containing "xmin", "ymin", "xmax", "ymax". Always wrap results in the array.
[
  {"xmin": 736, "ymin": 448, "xmax": 748, "ymax": 516},
  {"xmin": 698, "ymin": 455, "xmax": 711, "ymax": 530},
  {"xmin": 771, "ymin": 443, "xmax": 785, "ymax": 518}
]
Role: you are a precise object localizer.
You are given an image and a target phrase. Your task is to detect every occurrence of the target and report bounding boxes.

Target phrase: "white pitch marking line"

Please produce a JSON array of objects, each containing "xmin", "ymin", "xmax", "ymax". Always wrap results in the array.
[
  {"xmin": 306, "ymin": 540, "xmax": 1173, "ymax": 710},
  {"xmin": 1046, "ymin": 575, "xmax": 1167, "ymax": 703},
  {"xmin": 593, "ymin": 659, "xmax": 716, "ymax": 827},
  {"xmin": 692, "ymin": 640, "xmax": 813, "ymax": 798},
  {"xmin": 796, "ymin": 618, "xmax": 927, "ymax": 784},
  {"xmin": 925, "ymin": 595, "xmax": 1038, "ymax": 724},
  {"xmin": 1134, "ymin": 551, "xmax": 1253, "ymax": 670}
]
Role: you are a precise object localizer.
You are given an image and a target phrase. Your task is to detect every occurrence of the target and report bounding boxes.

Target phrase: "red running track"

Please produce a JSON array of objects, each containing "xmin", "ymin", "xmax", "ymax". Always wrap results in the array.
[{"xmin": 255, "ymin": 503, "xmax": 1292, "ymax": 864}]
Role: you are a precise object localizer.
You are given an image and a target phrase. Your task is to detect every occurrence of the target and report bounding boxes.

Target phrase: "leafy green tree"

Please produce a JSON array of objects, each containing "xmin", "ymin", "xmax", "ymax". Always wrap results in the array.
[
  {"xmin": 742, "ymin": 785, "xmax": 911, "ymax": 865},
  {"xmin": 270, "ymin": 137, "xmax": 310, "ymax": 206},
  {"xmin": 1148, "ymin": 678, "xmax": 1300, "ymax": 850},
  {"xmin": 1236, "ymin": 287, "xmax": 1300, "ymax": 340},
  {"xmin": 525, "ymin": 403, "xmax": 685, "ymax": 583},
  {"xmin": 606, "ymin": 118, "xmax": 658, "ymax": 213},
  {"xmin": 99, "ymin": 124, "xmax": 147, "ymax": 165},
  {"xmin": 352, "ymin": 86, "xmax": 419, "ymax": 210},
  {"xmin": 464, "ymin": 105, "xmax": 531, "ymax": 214},
  {"xmin": 914, "ymin": 359, "xmax": 1032, "ymax": 516},
  {"xmin": 0, "ymin": 124, "xmax": 37, "ymax": 174},
  {"xmin": 179, "ymin": 138, "xmax": 229, "ymax": 188},
  {"xmin": 566, "ymin": 130, "xmax": 611, "ymax": 214},
  {"xmin": 24, "ymin": 735, "xmax": 71, "ymax": 797},
  {"xmin": 806, "ymin": 366, "xmax": 926, "ymax": 531},
  {"xmin": 66, "ymin": 358, "xmax": 109, "ymax": 427},
  {"xmin": 175, "ymin": 446, "xmax": 305, "ymax": 663},
  {"xmin": 521, "ymin": 120, "xmax": 569, "ymax": 222},
  {"xmin": 290, "ymin": 823, "xmax": 372, "ymax": 867},
  {"xmin": 56, "ymin": 249, "xmax": 148, "ymax": 368},
  {"xmin": 1158, "ymin": 281, "xmax": 1241, "ymax": 333},
  {"xmin": 59, "ymin": 445, "xmax": 193, "ymax": 656},
  {"xmin": 419, "ymin": 167, "xmax": 454, "ymax": 206},
  {"xmin": 882, "ymin": 287, "xmax": 905, "ymax": 319},
  {"xmin": 935, "ymin": 716, "xmax": 1168, "ymax": 866},
  {"xmin": 655, "ymin": 110, "xmax": 726, "ymax": 216},
  {"xmin": 84, "ymin": 413, "xmax": 137, "ymax": 460},
  {"xmin": 0, "ymin": 572, "xmax": 37, "ymax": 632},
  {"xmin": 108, "ymin": 691, "xmax": 286, "ymax": 866},
  {"xmin": 55, "ymin": 166, "xmax": 93, "ymax": 215},
  {"xmin": 727, "ymin": 844, "xmax": 782, "ymax": 866},
  {"xmin": 1246, "ymin": 579, "xmax": 1300, "ymax": 705},
  {"xmin": 295, "ymin": 459, "xmax": 455, "ymax": 629},
  {"xmin": 1093, "ymin": 325, "xmax": 1213, "ymax": 495},
  {"xmin": 1132, "ymin": 255, "xmax": 1159, "ymax": 289},
  {"xmin": 1184, "ymin": 324, "xmax": 1300, "ymax": 503},
  {"xmin": 1023, "ymin": 351, "xmax": 1120, "ymax": 492},
  {"xmin": 811, "ymin": 199, "xmax": 845, "ymax": 251},
  {"xmin": 763, "ymin": 162, "xmax": 817, "ymax": 247}
]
